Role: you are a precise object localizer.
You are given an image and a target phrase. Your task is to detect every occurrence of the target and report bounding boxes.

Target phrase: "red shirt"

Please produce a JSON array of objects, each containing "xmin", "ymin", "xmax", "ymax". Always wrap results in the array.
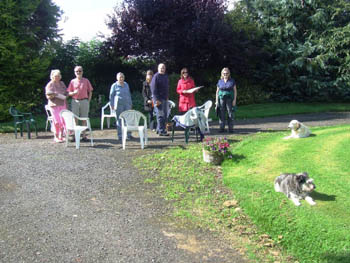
[
  {"xmin": 67, "ymin": 78, "xmax": 93, "ymax": 100},
  {"xmin": 176, "ymin": 77, "xmax": 196, "ymax": 112}
]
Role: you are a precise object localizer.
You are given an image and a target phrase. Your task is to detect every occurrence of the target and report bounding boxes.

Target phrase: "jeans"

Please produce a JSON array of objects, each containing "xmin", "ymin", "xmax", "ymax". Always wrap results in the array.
[
  {"xmin": 154, "ymin": 99, "xmax": 168, "ymax": 134},
  {"xmin": 219, "ymin": 95, "xmax": 234, "ymax": 131}
]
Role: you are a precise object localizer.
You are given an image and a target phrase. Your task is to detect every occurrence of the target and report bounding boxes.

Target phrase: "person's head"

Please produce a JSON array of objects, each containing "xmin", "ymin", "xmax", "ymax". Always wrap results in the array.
[
  {"xmin": 50, "ymin": 69, "xmax": 61, "ymax": 81},
  {"xmin": 146, "ymin": 70, "xmax": 153, "ymax": 82},
  {"xmin": 221, "ymin": 67, "xmax": 231, "ymax": 79},
  {"xmin": 180, "ymin": 68, "xmax": 189, "ymax": 80},
  {"xmin": 158, "ymin": 63, "xmax": 166, "ymax": 74},
  {"xmin": 74, "ymin": 66, "xmax": 83, "ymax": 78},
  {"xmin": 116, "ymin": 72, "xmax": 125, "ymax": 82}
]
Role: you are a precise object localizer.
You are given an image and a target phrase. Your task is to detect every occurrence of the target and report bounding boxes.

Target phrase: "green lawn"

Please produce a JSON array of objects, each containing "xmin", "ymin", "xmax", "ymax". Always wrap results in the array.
[
  {"xmin": 136, "ymin": 124, "xmax": 350, "ymax": 262},
  {"xmin": 223, "ymin": 125, "xmax": 350, "ymax": 262}
]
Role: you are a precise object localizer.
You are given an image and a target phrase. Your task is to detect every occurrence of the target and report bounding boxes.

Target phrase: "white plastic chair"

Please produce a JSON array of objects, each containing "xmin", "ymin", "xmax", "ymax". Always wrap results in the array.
[
  {"xmin": 198, "ymin": 100, "xmax": 213, "ymax": 133},
  {"xmin": 45, "ymin": 105, "xmax": 54, "ymax": 132},
  {"xmin": 167, "ymin": 100, "xmax": 176, "ymax": 119},
  {"xmin": 101, "ymin": 102, "xmax": 116, "ymax": 130},
  {"xmin": 60, "ymin": 110, "xmax": 94, "ymax": 149},
  {"xmin": 119, "ymin": 110, "xmax": 148, "ymax": 150}
]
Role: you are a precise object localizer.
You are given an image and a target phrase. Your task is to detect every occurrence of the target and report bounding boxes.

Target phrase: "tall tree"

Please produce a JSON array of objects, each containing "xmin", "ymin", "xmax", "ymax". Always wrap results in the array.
[
  {"xmin": 106, "ymin": 0, "xmax": 234, "ymax": 71},
  {"xmin": 244, "ymin": 0, "xmax": 350, "ymax": 101},
  {"xmin": 0, "ymin": 0, "xmax": 61, "ymax": 120}
]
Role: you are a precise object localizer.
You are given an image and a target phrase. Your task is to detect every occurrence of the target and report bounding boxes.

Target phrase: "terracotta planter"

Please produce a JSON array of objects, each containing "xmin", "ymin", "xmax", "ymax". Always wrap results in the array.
[{"xmin": 202, "ymin": 149, "xmax": 224, "ymax": 165}]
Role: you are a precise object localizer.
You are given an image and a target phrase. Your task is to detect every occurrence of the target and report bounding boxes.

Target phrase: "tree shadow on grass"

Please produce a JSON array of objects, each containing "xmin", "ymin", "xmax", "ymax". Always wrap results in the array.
[
  {"xmin": 310, "ymin": 191, "xmax": 336, "ymax": 201},
  {"xmin": 228, "ymin": 154, "xmax": 246, "ymax": 163},
  {"xmin": 322, "ymin": 252, "xmax": 350, "ymax": 263}
]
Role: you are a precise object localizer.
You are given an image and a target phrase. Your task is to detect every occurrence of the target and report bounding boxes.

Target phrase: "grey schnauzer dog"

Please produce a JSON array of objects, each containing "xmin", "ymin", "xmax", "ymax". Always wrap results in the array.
[{"xmin": 274, "ymin": 172, "xmax": 316, "ymax": 206}]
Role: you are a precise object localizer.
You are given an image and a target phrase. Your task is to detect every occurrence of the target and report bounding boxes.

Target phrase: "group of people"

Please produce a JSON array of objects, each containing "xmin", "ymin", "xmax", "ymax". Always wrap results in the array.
[
  {"xmin": 45, "ymin": 66, "xmax": 93, "ymax": 143},
  {"xmin": 45, "ymin": 62, "xmax": 237, "ymax": 143}
]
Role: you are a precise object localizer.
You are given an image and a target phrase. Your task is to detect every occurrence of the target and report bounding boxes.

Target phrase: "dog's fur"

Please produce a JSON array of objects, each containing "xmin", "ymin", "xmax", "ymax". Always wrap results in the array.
[
  {"xmin": 274, "ymin": 172, "xmax": 316, "ymax": 206},
  {"xmin": 284, "ymin": 120, "xmax": 311, "ymax": 139}
]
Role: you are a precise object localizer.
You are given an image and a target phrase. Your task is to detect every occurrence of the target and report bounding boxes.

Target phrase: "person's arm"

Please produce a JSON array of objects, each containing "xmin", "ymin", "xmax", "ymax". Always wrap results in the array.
[
  {"xmin": 109, "ymin": 84, "xmax": 115, "ymax": 110},
  {"xmin": 233, "ymin": 84, "xmax": 237, "ymax": 106},
  {"xmin": 67, "ymin": 81, "xmax": 78, "ymax": 97},
  {"xmin": 150, "ymin": 75, "xmax": 161, "ymax": 106}
]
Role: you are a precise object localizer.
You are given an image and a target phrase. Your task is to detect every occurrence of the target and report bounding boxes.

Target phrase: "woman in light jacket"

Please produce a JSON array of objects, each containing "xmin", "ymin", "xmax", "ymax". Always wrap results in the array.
[{"xmin": 109, "ymin": 72, "xmax": 133, "ymax": 140}]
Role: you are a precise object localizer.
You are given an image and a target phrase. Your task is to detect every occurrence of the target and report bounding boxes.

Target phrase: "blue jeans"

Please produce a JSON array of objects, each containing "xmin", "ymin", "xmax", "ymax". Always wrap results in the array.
[
  {"xmin": 219, "ymin": 96, "xmax": 234, "ymax": 131},
  {"xmin": 154, "ymin": 99, "xmax": 168, "ymax": 134}
]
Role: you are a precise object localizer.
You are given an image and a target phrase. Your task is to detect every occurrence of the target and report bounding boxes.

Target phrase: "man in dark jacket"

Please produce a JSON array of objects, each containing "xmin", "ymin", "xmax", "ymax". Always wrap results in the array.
[{"xmin": 150, "ymin": 63, "xmax": 169, "ymax": 136}]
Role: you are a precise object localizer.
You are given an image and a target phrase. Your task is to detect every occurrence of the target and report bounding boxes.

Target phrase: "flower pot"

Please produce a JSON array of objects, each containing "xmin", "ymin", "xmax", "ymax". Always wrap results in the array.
[{"xmin": 202, "ymin": 148, "xmax": 224, "ymax": 165}]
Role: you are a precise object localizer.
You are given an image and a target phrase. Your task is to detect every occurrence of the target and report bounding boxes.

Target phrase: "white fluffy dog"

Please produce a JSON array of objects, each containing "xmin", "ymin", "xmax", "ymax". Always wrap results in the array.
[{"xmin": 284, "ymin": 120, "xmax": 311, "ymax": 139}]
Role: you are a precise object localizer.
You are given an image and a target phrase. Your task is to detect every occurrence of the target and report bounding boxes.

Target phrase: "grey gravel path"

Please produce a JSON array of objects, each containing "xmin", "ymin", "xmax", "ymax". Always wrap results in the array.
[{"xmin": 0, "ymin": 111, "xmax": 349, "ymax": 263}]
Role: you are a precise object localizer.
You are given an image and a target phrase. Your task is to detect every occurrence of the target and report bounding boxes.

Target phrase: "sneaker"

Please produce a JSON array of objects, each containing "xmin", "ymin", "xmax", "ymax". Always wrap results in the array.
[
  {"xmin": 159, "ymin": 132, "xmax": 169, "ymax": 136},
  {"xmin": 69, "ymin": 137, "xmax": 75, "ymax": 142}
]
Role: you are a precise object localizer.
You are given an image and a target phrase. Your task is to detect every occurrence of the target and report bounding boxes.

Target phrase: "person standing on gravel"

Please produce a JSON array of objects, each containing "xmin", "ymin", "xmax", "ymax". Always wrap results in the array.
[
  {"xmin": 67, "ymin": 66, "xmax": 93, "ymax": 142},
  {"xmin": 215, "ymin": 67, "xmax": 237, "ymax": 133},
  {"xmin": 151, "ymin": 63, "xmax": 169, "ymax": 136},
  {"xmin": 109, "ymin": 72, "xmax": 133, "ymax": 141},
  {"xmin": 142, "ymin": 70, "xmax": 156, "ymax": 131},
  {"xmin": 45, "ymin": 69, "xmax": 68, "ymax": 143}
]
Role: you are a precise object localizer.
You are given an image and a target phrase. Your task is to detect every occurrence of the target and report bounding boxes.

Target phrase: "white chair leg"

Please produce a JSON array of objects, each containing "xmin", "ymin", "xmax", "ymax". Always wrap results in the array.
[
  {"xmin": 107, "ymin": 118, "xmax": 110, "ymax": 129},
  {"xmin": 75, "ymin": 130, "xmax": 82, "ymax": 149},
  {"xmin": 139, "ymin": 130, "xmax": 144, "ymax": 149},
  {"xmin": 101, "ymin": 117, "xmax": 104, "ymax": 130},
  {"xmin": 122, "ymin": 128, "xmax": 127, "ymax": 150},
  {"xmin": 65, "ymin": 129, "xmax": 69, "ymax": 147},
  {"xmin": 89, "ymin": 128, "xmax": 94, "ymax": 147},
  {"xmin": 45, "ymin": 120, "xmax": 48, "ymax": 132}
]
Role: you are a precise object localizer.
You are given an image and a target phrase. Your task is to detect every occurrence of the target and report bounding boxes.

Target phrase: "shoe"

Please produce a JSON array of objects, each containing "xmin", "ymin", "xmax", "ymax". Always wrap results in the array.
[
  {"xmin": 159, "ymin": 132, "xmax": 169, "ymax": 136},
  {"xmin": 69, "ymin": 137, "xmax": 75, "ymax": 142},
  {"xmin": 127, "ymin": 135, "xmax": 134, "ymax": 140},
  {"xmin": 81, "ymin": 137, "xmax": 89, "ymax": 142}
]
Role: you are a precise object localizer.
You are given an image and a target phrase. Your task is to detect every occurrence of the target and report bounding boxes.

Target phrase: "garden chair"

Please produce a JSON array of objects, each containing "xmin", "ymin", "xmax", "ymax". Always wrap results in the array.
[
  {"xmin": 167, "ymin": 100, "xmax": 176, "ymax": 120},
  {"xmin": 60, "ymin": 109, "xmax": 94, "ymax": 149},
  {"xmin": 45, "ymin": 105, "xmax": 54, "ymax": 132},
  {"xmin": 101, "ymin": 102, "xmax": 116, "ymax": 130},
  {"xmin": 171, "ymin": 107, "xmax": 206, "ymax": 144},
  {"xmin": 197, "ymin": 100, "xmax": 213, "ymax": 133},
  {"xmin": 9, "ymin": 106, "xmax": 38, "ymax": 139},
  {"xmin": 119, "ymin": 110, "xmax": 148, "ymax": 150}
]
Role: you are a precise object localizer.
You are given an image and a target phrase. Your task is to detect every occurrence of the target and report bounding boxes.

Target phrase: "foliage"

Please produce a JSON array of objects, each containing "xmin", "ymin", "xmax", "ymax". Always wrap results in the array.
[
  {"xmin": 0, "ymin": 0, "xmax": 61, "ymax": 121},
  {"xmin": 243, "ymin": 0, "xmax": 350, "ymax": 101},
  {"xmin": 106, "ymin": 0, "xmax": 236, "ymax": 71},
  {"xmin": 222, "ymin": 125, "xmax": 350, "ymax": 262}
]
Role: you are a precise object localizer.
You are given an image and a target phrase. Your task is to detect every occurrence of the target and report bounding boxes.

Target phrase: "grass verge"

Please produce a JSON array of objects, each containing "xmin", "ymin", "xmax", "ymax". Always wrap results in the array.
[{"xmin": 135, "ymin": 124, "xmax": 350, "ymax": 263}]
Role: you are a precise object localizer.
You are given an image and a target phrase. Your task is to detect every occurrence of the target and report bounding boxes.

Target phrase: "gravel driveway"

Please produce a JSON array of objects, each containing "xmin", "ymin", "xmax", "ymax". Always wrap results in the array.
[{"xmin": 0, "ymin": 112, "xmax": 348, "ymax": 263}]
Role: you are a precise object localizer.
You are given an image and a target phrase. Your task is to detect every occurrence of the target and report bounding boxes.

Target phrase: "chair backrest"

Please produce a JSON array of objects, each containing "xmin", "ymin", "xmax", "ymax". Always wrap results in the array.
[
  {"xmin": 9, "ymin": 106, "xmax": 19, "ymax": 116},
  {"xmin": 102, "ymin": 102, "xmax": 114, "ymax": 115},
  {"xmin": 60, "ymin": 110, "xmax": 76, "ymax": 130},
  {"xmin": 119, "ymin": 110, "xmax": 147, "ymax": 128},
  {"xmin": 45, "ymin": 105, "xmax": 53, "ymax": 118},
  {"xmin": 198, "ymin": 100, "xmax": 212, "ymax": 118},
  {"xmin": 167, "ymin": 100, "xmax": 176, "ymax": 118}
]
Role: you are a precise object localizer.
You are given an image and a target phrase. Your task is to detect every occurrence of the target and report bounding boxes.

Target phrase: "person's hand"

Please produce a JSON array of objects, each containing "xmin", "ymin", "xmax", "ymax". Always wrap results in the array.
[
  {"xmin": 155, "ymin": 100, "xmax": 161, "ymax": 107},
  {"xmin": 182, "ymin": 90, "xmax": 188, "ymax": 94}
]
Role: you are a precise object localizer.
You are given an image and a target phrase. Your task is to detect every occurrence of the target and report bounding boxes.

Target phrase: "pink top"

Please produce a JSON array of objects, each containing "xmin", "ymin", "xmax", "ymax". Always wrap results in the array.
[
  {"xmin": 45, "ymin": 81, "xmax": 67, "ymax": 107},
  {"xmin": 67, "ymin": 78, "xmax": 93, "ymax": 100},
  {"xmin": 176, "ymin": 77, "xmax": 196, "ymax": 112}
]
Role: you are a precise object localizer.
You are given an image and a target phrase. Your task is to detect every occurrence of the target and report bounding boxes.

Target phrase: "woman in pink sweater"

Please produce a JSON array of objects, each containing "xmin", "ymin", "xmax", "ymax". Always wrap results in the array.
[{"xmin": 45, "ymin": 69, "xmax": 68, "ymax": 143}]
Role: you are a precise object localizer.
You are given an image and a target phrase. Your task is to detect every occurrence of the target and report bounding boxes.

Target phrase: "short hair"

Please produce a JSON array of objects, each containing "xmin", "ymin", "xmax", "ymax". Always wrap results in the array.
[
  {"xmin": 116, "ymin": 72, "xmax": 125, "ymax": 79},
  {"xmin": 50, "ymin": 69, "xmax": 61, "ymax": 80},
  {"xmin": 158, "ymin": 63, "xmax": 166, "ymax": 72},
  {"xmin": 74, "ymin": 65, "xmax": 83, "ymax": 72},
  {"xmin": 146, "ymin": 70, "xmax": 154, "ymax": 76},
  {"xmin": 221, "ymin": 67, "xmax": 231, "ymax": 79}
]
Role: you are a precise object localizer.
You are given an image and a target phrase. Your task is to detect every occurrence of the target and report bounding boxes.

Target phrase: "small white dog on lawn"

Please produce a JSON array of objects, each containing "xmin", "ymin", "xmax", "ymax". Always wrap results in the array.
[{"xmin": 284, "ymin": 120, "xmax": 311, "ymax": 139}]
